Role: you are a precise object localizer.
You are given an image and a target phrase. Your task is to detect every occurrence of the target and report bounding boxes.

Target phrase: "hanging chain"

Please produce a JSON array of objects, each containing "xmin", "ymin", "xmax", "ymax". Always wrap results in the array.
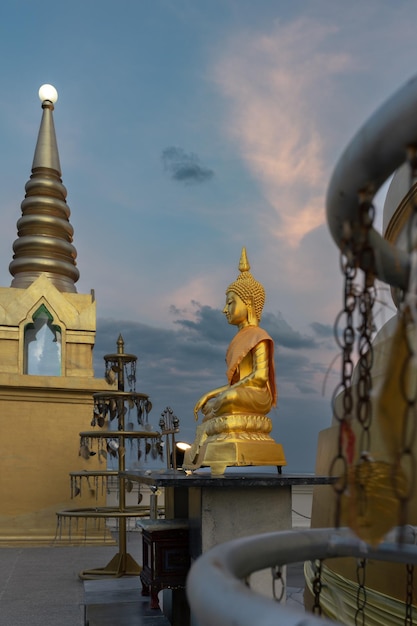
[
  {"xmin": 356, "ymin": 191, "xmax": 376, "ymax": 455},
  {"xmin": 330, "ymin": 189, "xmax": 376, "ymax": 528},
  {"xmin": 404, "ymin": 563, "xmax": 414, "ymax": 626},
  {"xmin": 126, "ymin": 360, "xmax": 137, "ymax": 391},
  {"xmin": 355, "ymin": 558, "xmax": 367, "ymax": 626},
  {"xmin": 354, "ymin": 193, "xmax": 376, "ymax": 528},
  {"xmin": 271, "ymin": 565, "xmax": 285, "ymax": 603},
  {"xmin": 330, "ymin": 223, "xmax": 357, "ymax": 527},
  {"xmin": 312, "ymin": 559, "xmax": 323, "ymax": 616}
]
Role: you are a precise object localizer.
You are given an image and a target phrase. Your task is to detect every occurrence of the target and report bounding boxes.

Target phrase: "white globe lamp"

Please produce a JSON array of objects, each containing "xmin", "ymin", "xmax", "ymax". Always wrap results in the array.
[{"xmin": 38, "ymin": 84, "xmax": 58, "ymax": 104}]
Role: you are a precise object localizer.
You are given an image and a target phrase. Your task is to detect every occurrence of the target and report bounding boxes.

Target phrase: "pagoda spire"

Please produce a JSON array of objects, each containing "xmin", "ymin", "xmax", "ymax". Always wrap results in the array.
[{"xmin": 9, "ymin": 84, "xmax": 79, "ymax": 293}]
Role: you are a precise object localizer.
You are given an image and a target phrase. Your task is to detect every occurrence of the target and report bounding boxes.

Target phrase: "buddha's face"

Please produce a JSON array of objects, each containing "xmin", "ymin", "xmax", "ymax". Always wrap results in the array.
[{"xmin": 223, "ymin": 291, "xmax": 248, "ymax": 327}]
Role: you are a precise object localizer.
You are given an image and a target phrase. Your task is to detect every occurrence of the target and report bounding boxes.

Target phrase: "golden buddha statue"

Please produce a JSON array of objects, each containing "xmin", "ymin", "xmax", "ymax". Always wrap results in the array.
[{"xmin": 183, "ymin": 248, "xmax": 287, "ymax": 475}]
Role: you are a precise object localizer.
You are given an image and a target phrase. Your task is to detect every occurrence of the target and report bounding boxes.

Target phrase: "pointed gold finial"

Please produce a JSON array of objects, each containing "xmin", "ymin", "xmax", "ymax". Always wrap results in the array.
[
  {"xmin": 226, "ymin": 248, "xmax": 265, "ymax": 322},
  {"xmin": 117, "ymin": 334, "xmax": 125, "ymax": 354},
  {"xmin": 238, "ymin": 246, "xmax": 250, "ymax": 273},
  {"xmin": 9, "ymin": 85, "xmax": 79, "ymax": 293}
]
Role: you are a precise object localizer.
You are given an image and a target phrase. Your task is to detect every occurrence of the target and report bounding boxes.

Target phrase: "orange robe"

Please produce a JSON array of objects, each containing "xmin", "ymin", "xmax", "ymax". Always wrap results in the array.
[{"xmin": 202, "ymin": 325, "xmax": 277, "ymax": 419}]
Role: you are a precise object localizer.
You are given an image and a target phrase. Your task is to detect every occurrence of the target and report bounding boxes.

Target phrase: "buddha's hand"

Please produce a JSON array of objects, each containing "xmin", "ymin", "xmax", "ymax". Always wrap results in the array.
[{"xmin": 194, "ymin": 395, "xmax": 209, "ymax": 421}]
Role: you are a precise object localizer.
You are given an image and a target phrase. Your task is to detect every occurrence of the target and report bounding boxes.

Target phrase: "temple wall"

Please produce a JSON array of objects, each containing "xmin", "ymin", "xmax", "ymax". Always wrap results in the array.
[
  {"xmin": 0, "ymin": 276, "xmax": 113, "ymax": 544},
  {"xmin": 311, "ymin": 314, "xmax": 417, "ymax": 604}
]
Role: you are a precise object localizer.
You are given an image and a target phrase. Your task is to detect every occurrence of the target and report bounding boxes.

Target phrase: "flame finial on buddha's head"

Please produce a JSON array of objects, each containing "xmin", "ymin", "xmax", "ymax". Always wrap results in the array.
[{"xmin": 225, "ymin": 247, "xmax": 265, "ymax": 323}]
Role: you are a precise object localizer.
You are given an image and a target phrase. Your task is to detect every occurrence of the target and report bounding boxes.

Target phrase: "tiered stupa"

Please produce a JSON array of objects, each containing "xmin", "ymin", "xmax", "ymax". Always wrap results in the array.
[{"xmin": 0, "ymin": 85, "xmax": 111, "ymax": 544}]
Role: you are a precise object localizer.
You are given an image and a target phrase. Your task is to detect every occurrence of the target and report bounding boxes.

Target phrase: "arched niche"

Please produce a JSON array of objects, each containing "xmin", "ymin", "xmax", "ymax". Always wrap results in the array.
[{"xmin": 24, "ymin": 304, "xmax": 62, "ymax": 375}]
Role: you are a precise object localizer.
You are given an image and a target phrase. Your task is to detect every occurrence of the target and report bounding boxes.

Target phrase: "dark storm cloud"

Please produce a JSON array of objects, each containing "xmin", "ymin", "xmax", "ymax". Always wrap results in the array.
[
  {"xmin": 273, "ymin": 396, "xmax": 332, "ymax": 473},
  {"xmin": 162, "ymin": 146, "xmax": 214, "ymax": 184},
  {"xmin": 96, "ymin": 306, "xmax": 323, "ymax": 406},
  {"xmin": 95, "ymin": 317, "xmax": 226, "ymax": 380},
  {"xmin": 276, "ymin": 350, "xmax": 328, "ymax": 394},
  {"xmin": 262, "ymin": 311, "xmax": 318, "ymax": 349},
  {"xmin": 294, "ymin": 382, "xmax": 317, "ymax": 394},
  {"xmin": 310, "ymin": 321, "xmax": 333, "ymax": 338},
  {"xmin": 173, "ymin": 301, "xmax": 233, "ymax": 344},
  {"xmin": 95, "ymin": 315, "xmax": 228, "ymax": 446},
  {"xmin": 94, "ymin": 304, "xmax": 336, "ymax": 470}
]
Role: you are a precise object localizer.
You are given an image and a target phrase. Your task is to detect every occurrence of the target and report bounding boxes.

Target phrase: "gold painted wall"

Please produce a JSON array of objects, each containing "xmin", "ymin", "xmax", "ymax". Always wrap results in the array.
[
  {"xmin": 310, "ymin": 174, "xmax": 417, "ymax": 605},
  {"xmin": 0, "ymin": 276, "xmax": 112, "ymax": 544},
  {"xmin": 311, "ymin": 314, "xmax": 417, "ymax": 604}
]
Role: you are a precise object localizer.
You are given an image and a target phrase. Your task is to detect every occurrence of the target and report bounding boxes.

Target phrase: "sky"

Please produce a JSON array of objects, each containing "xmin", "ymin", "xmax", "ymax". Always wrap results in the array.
[{"xmin": 0, "ymin": 0, "xmax": 415, "ymax": 472}]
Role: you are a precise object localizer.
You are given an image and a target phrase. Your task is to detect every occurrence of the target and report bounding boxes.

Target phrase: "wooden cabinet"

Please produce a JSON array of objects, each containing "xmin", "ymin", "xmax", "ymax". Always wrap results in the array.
[{"xmin": 137, "ymin": 519, "xmax": 190, "ymax": 609}]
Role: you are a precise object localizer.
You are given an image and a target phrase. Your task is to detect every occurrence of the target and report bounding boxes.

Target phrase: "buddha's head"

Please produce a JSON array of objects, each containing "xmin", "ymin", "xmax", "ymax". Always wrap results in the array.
[{"xmin": 225, "ymin": 248, "xmax": 265, "ymax": 326}]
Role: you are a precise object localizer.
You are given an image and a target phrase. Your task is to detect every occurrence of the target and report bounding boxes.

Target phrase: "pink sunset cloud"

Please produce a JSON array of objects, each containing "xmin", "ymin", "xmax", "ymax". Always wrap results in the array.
[{"xmin": 212, "ymin": 17, "xmax": 355, "ymax": 246}]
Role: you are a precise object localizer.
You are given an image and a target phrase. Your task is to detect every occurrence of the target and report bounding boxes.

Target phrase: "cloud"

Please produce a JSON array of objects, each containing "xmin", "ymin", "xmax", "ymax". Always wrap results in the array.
[
  {"xmin": 263, "ymin": 311, "xmax": 318, "ymax": 349},
  {"xmin": 95, "ymin": 305, "xmax": 328, "ymax": 396},
  {"xmin": 273, "ymin": 395, "xmax": 331, "ymax": 472},
  {"xmin": 173, "ymin": 301, "xmax": 233, "ymax": 344},
  {"xmin": 276, "ymin": 348, "xmax": 332, "ymax": 397},
  {"xmin": 162, "ymin": 146, "xmax": 214, "ymax": 184},
  {"xmin": 310, "ymin": 321, "xmax": 333, "ymax": 338},
  {"xmin": 94, "ymin": 297, "xmax": 338, "ymax": 471},
  {"xmin": 212, "ymin": 17, "xmax": 355, "ymax": 246}
]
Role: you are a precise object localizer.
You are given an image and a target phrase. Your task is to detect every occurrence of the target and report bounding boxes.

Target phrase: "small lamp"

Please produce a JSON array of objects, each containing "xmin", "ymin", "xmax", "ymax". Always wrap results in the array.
[{"xmin": 174, "ymin": 442, "xmax": 191, "ymax": 469}]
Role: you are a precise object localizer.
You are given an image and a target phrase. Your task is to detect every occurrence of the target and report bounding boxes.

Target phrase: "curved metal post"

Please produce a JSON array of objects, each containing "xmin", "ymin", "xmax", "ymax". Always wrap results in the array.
[
  {"xmin": 186, "ymin": 527, "xmax": 417, "ymax": 626},
  {"xmin": 326, "ymin": 74, "xmax": 417, "ymax": 289}
]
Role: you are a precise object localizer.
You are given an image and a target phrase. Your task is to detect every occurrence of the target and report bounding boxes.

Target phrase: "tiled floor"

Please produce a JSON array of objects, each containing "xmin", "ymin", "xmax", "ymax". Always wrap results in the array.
[
  {"xmin": 82, "ymin": 577, "xmax": 169, "ymax": 625},
  {"xmin": 0, "ymin": 532, "xmax": 306, "ymax": 626},
  {"xmin": 286, "ymin": 562, "xmax": 306, "ymax": 609}
]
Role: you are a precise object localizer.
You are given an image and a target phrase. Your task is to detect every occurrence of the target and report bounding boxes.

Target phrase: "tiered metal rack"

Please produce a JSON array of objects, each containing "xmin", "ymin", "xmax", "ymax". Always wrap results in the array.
[{"xmin": 56, "ymin": 335, "xmax": 162, "ymax": 578}]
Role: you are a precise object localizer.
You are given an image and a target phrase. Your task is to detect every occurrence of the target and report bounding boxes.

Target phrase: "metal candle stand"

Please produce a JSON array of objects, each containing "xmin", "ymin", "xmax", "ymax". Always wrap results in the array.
[{"xmin": 56, "ymin": 335, "xmax": 163, "ymax": 578}]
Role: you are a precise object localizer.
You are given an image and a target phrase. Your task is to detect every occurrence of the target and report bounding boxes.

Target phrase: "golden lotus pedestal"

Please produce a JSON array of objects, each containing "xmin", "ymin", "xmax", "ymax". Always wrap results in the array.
[{"xmin": 183, "ymin": 414, "xmax": 287, "ymax": 475}]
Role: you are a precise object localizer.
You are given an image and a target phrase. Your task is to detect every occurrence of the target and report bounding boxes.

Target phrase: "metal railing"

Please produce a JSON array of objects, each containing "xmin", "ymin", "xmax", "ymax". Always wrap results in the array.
[
  {"xmin": 186, "ymin": 527, "xmax": 417, "ymax": 626},
  {"xmin": 326, "ymin": 74, "xmax": 417, "ymax": 290}
]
